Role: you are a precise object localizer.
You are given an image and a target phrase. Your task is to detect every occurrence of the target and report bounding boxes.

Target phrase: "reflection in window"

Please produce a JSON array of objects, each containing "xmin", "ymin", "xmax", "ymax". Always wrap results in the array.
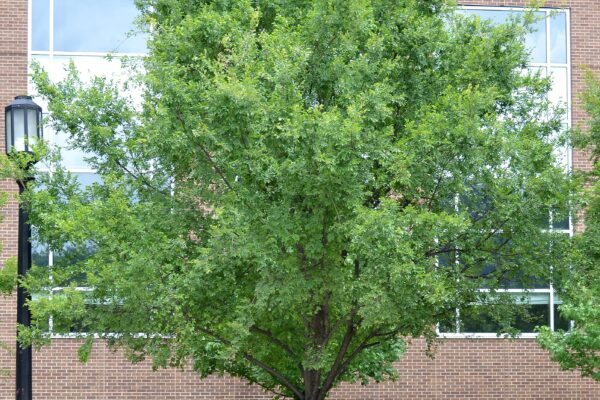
[
  {"xmin": 51, "ymin": 302, "xmax": 124, "ymax": 334},
  {"xmin": 554, "ymin": 303, "xmax": 571, "ymax": 331},
  {"xmin": 549, "ymin": 67, "xmax": 569, "ymax": 110},
  {"xmin": 31, "ymin": 0, "xmax": 146, "ymax": 53},
  {"xmin": 459, "ymin": 9, "xmax": 570, "ymax": 66},
  {"xmin": 33, "ymin": 174, "xmax": 100, "ymax": 287},
  {"xmin": 524, "ymin": 13, "xmax": 547, "ymax": 64},
  {"xmin": 550, "ymin": 13, "xmax": 567, "ymax": 64},
  {"xmin": 52, "ymin": 130, "xmax": 92, "ymax": 169},
  {"xmin": 52, "ymin": 242, "xmax": 96, "ymax": 285},
  {"xmin": 31, "ymin": 229, "xmax": 49, "ymax": 268},
  {"xmin": 31, "ymin": 0, "xmax": 50, "ymax": 51},
  {"xmin": 460, "ymin": 303, "xmax": 548, "ymax": 333},
  {"xmin": 441, "ymin": 293, "xmax": 559, "ymax": 334},
  {"xmin": 73, "ymin": 172, "xmax": 102, "ymax": 188},
  {"xmin": 54, "ymin": 0, "xmax": 146, "ymax": 53},
  {"xmin": 458, "ymin": 10, "xmax": 547, "ymax": 63}
]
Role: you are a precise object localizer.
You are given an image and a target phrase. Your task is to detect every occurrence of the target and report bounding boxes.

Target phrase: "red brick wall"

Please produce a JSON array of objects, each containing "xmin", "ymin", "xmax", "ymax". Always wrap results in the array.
[
  {"xmin": 28, "ymin": 338, "xmax": 600, "ymax": 400},
  {"xmin": 0, "ymin": 0, "xmax": 28, "ymax": 397},
  {"xmin": 1, "ymin": 0, "xmax": 599, "ymax": 399},
  {"xmin": 332, "ymin": 338, "xmax": 600, "ymax": 400}
]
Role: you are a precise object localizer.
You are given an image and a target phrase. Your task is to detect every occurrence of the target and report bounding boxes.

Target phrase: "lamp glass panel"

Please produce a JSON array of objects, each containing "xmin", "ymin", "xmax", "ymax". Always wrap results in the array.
[
  {"xmin": 13, "ymin": 109, "xmax": 26, "ymax": 153},
  {"xmin": 5, "ymin": 110, "xmax": 12, "ymax": 152},
  {"xmin": 39, "ymin": 110, "xmax": 44, "ymax": 140},
  {"xmin": 27, "ymin": 109, "xmax": 39, "ymax": 150}
]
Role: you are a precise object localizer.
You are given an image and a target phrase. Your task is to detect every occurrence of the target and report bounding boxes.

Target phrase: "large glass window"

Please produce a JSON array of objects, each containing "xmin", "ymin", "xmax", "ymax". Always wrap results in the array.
[
  {"xmin": 30, "ymin": 0, "xmax": 146, "ymax": 336},
  {"xmin": 439, "ymin": 7, "xmax": 571, "ymax": 337}
]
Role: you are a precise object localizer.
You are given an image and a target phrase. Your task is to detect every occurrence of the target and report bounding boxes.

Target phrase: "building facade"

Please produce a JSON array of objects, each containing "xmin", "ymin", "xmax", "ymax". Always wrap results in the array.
[{"xmin": 0, "ymin": 0, "xmax": 599, "ymax": 398}]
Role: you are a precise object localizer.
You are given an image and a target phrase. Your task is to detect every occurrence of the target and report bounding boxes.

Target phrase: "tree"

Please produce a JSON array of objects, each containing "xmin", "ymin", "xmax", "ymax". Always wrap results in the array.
[
  {"xmin": 538, "ymin": 74, "xmax": 600, "ymax": 380},
  {"xmin": 18, "ymin": 1, "xmax": 572, "ymax": 399}
]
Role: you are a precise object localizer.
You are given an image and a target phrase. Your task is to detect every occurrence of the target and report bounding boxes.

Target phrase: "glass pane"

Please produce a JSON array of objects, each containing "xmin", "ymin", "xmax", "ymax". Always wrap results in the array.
[
  {"xmin": 460, "ymin": 9, "xmax": 513, "ymax": 25},
  {"xmin": 5, "ymin": 111, "xmax": 12, "ymax": 152},
  {"xmin": 554, "ymin": 304, "xmax": 571, "ymax": 331},
  {"xmin": 32, "ymin": 229, "xmax": 49, "ymax": 268},
  {"xmin": 525, "ymin": 12, "xmax": 547, "ymax": 63},
  {"xmin": 54, "ymin": 130, "xmax": 93, "ymax": 169},
  {"xmin": 48, "ymin": 291, "xmax": 87, "ymax": 333},
  {"xmin": 438, "ymin": 311, "xmax": 458, "ymax": 333},
  {"xmin": 461, "ymin": 295, "xmax": 550, "ymax": 333},
  {"xmin": 552, "ymin": 124, "xmax": 570, "ymax": 171},
  {"xmin": 552, "ymin": 210, "xmax": 570, "ymax": 230},
  {"xmin": 459, "ymin": 184, "xmax": 491, "ymax": 220},
  {"xmin": 26, "ymin": 109, "xmax": 39, "ymax": 151},
  {"xmin": 53, "ymin": 303, "xmax": 123, "ymax": 333},
  {"xmin": 437, "ymin": 243, "xmax": 456, "ymax": 268},
  {"xmin": 550, "ymin": 12, "xmax": 567, "ymax": 64},
  {"xmin": 460, "ymin": 10, "xmax": 546, "ymax": 63},
  {"xmin": 31, "ymin": 0, "xmax": 50, "ymax": 51},
  {"xmin": 513, "ymin": 304, "xmax": 549, "ymax": 332},
  {"xmin": 460, "ymin": 306, "xmax": 500, "ymax": 333},
  {"xmin": 54, "ymin": 0, "xmax": 146, "ymax": 53},
  {"xmin": 39, "ymin": 110, "xmax": 44, "ymax": 140},
  {"xmin": 549, "ymin": 67, "xmax": 568, "ymax": 109},
  {"xmin": 52, "ymin": 242, "xmax": 94, "ymax": 285},
  {"xmin": 13, "ymin": 109, "xmax": 25, "ymax": 152},
  {"xmin": 51, "ymin": 56, "xmax": 133, "ymax": 86},
  {"xmin": 527, "ymin": 65, "xmax": 547, "ymax": 78},
  {"xmin": 31, "ymin": 55, "xmax": 68, "ymax": 82},
  {"xmin": 500, "ymin": 274, "xmax": 549, "ymax": 290},
  {"xmin": 74, "ymin": 172, "xmax": 102, "ymax": 188}
]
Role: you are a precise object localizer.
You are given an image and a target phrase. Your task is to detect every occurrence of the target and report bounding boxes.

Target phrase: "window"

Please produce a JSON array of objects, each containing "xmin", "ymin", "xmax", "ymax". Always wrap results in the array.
[
  {"xmin": 29, "ymin": 0, "xmax": 146, "ymax": 336},
  {"xmin": 439, "ymin": 7, "xmax": 571, "ymax": 337}
]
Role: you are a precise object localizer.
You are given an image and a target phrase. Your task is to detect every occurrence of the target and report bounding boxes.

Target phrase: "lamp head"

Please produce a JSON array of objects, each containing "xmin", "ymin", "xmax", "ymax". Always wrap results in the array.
[{"xmin": 5, "ymin": 95, "xmax": 43, "ymax": 156}]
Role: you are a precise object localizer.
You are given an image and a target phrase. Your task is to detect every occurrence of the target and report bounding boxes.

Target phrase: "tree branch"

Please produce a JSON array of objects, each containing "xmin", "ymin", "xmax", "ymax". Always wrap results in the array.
[
  {"xmin": 243, "ymin": 352, "xmax": 305, "ymax": 400},
  {"xmin": 192, "ymin": 325, "xmax": 304, "ymax": 400},
  {"xmin": 174, "ymin": 109, "xmax": 234, "ymax": 191},
  {"xmin": 319, "ymin": 329, "xmax": 401, "ymax": 399},
  {"xmin": 250, "ymin": 325, "xmax": 304, "ymax": 374},
  {"xmin": 317, "ymin": 309, "xmax": 357, "ymax": 400},
  {"xmin": 113, "ymin": 157, "xmax": 169, "ymax": 196}
]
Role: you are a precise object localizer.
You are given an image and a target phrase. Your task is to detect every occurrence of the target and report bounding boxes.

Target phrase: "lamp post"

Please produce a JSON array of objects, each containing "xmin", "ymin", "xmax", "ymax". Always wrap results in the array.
[{"xmin": 5, "ymin": 95, "xmax": 43, "ymax": 400}]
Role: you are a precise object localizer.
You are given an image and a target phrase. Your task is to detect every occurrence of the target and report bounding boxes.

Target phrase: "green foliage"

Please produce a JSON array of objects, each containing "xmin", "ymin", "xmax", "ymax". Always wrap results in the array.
[
  {"xmin": 0, "ymin": 257, "xmax": 17, "ymax": 294},
  {"xmin": 538, "ymin": 73, "xmax": 600, "ymax": 380},
  {"xmin": 0, "ymin": 186, "xmax": 15, "ymax": 295},
  {"xmin": 24, "ymin": 1, "xmax": 572, "ymax": 399}
]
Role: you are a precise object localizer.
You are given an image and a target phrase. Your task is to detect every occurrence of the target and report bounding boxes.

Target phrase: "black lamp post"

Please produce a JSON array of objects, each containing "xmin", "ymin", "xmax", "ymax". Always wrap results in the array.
[{"xmin": 5, "ymin": 95, "xmax": 43, "ymax": 400}]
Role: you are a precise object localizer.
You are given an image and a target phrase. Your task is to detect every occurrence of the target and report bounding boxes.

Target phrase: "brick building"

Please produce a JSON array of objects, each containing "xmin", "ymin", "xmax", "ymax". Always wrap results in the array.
[{"xmin": 1, "ymin": 0, "xmax": 600, "ymax": 399}]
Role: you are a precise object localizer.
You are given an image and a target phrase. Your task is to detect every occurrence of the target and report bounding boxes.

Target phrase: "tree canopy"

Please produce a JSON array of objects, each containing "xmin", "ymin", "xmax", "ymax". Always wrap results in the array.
[{"xmin": 17, "ymin": 1, "xmax": 573, "ymax": 399}]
